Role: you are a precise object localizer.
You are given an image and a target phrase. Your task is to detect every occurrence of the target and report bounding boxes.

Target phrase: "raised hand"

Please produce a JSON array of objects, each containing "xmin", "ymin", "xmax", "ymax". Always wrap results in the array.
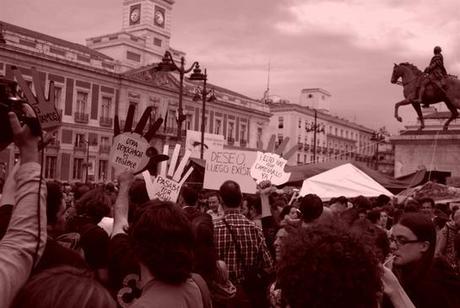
[
  {"xmin": 111, "ymin": 104, "xmax": 169, "ymax": 175},
  {"xmin": 143, "ymin": 144, "xmax": 194, "ymax": 203}
]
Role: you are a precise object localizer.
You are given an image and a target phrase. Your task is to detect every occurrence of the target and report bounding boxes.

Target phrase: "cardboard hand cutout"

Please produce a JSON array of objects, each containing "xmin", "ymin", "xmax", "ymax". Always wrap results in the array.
[
  {"xmin": 12, "ymin": 66, "xmax": 61, "ymax": 130},
  {"xmin": 250, "ymin": 134, "xmax": 296, "ymax": 185},
  {"xmin": 110, "ymin": 104, "xmax": 169, "ymax": 175},
  {"xmin": 143, "ymin": 144, "xmax": 193, "ymax": 203}
]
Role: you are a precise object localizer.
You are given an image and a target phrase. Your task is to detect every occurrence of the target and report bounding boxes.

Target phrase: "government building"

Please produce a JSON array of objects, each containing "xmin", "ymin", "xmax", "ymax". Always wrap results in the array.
[
  {"xmin": 267, "ymin": 88, "xmax": 381, "ymax": 168},
  {"xmin": 0, "ymin": 0, "xmax": 271, "ymax": 182}
]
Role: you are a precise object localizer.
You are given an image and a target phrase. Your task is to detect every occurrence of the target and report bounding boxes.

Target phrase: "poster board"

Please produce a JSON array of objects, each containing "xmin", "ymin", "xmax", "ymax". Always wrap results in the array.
[
  {"xmin": 185, "ymin": 130, "xmax": 224, "ymax": 159},
  {"xmin": 203, "ymin": 149, "xmax": 257, "ymax": 194}
]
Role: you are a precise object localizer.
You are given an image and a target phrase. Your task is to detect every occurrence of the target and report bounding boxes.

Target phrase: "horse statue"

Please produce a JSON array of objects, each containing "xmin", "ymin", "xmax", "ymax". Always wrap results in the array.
[{"xmin": 391, "ymin": 62, "xmax": 460, "ymax": 130}]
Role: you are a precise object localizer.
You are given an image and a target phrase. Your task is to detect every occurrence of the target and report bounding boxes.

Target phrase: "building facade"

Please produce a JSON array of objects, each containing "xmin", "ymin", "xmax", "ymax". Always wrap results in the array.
[
  {"xmin": 268, "ymin": 89, "xmax": 377, "ymax": 166},
  {"xmin": 0, "ymin": 1, "xmax": 270, "ymax": 182}
]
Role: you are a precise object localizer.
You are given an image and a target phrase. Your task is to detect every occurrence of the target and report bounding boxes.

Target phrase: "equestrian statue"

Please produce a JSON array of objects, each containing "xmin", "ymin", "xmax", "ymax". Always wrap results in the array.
[{"xmin": 391, "ymin": 46, "xmax": 460, "ymax": 130}]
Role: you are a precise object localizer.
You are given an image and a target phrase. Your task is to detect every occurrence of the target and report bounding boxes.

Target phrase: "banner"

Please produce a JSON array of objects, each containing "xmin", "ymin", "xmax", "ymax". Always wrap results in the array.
[
  {"xmin": 185, "ymin": 130, "xmax": 224, "ymax": 159},
  {"xmin": 203, "ymin": 149, "xmax": 257, "ymax": 194}
]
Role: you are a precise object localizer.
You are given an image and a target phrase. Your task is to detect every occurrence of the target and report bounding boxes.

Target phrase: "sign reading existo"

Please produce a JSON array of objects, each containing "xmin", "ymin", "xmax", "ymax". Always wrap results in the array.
[{"xmin": 204, "ymin": 149, "xmax": 257, "ymax": 194}]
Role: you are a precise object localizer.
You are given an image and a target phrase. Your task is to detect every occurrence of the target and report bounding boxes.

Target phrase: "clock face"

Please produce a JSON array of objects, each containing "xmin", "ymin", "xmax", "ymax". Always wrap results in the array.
[
  {"xmin": 130, "ymin": 8, "xmax": 140, "ymax": 24},
  {"xmin": 154, "ymin": 10, "xmax": 164, "ymax": 26}
]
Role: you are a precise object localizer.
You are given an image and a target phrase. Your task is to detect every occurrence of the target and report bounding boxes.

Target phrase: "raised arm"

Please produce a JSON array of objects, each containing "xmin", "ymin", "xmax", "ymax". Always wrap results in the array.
[
  {"xmin": 112, "ymin": 171, "xmax": 134, "ymax": 237},
  {"xmin": 0, "ymin": 111, "xmax": 47, "ymax": 308}
]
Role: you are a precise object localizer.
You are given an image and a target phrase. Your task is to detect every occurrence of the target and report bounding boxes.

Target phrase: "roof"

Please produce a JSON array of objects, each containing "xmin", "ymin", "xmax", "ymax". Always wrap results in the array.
[
  {"xmin": 1, "ymin": 20, "xmax": 113, "ymax": 61},
  {"xmin": 285, "ymin": 160, "xmax": 424, "ymax": 192}
]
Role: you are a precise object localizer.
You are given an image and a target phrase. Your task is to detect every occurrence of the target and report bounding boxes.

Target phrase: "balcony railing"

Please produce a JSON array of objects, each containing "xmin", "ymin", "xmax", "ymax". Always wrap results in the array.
[
  {"xmin": 240, "ymin": 139, "xmax": 247, "ymax": 147},
  {"xmin": 228, "ymin": 137, "xmax": 235, "ymax": 145},
  {"xmin": 47, "ymin": 140, "xmax": 60, "ymax": 149},
  {"xmin": 99, "ymin": 117, "xmax": 113, "ymax": 128},
  {"xmin": 74, "ymin": 143, "xmax": 87, "ymax": 151},
  {"xmin": 74, "ymin": 112, "xmax": 89, "ymax": 123},
  {"xmin": 99, "ymin": 145, "xmax": 111, "ymax": 154}
]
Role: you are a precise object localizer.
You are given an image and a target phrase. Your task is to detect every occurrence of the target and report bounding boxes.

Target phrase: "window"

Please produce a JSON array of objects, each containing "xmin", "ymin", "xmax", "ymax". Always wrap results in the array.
[
  {"xmin": 277, "ymin": 133, "xmax": 283, "ymax": 145},
  {"xmin": 154, "ymin": 38, "xmax": 162, "ymax": 47},
  {"xmin": 228, "ymin": 122, "xmax": 234, "ymax": 139},
  {"xmin": 44, "ymin": 156, "xmax": 57, "ymax": 178},
  {"xmin": 215, "ymin": 119, "xmax": 222, "ymax": 135},
  {"xmin": 75, "ymin": 133, "xmax": 86, "ymax": 147},
  {"xmin": 240, "ymin": 124, "xmax": 246, "ymax": 141},
  {"xmin": 297, "ymin": 153, "xmax": 301, "ymax": 163},
  {"xmin": 99, "ymin": 160, "xmax": 108, "ymax": 181},
  {"xmin": 335, "ymin": 127, "xmax": 338, "ymax": 136},
  {"xmin": 129, "ymin": 102, "xmax": 140, "ymax": 123},
  {"xmin": 54, "ymin": 87, "xmax": 62, "ymax": 108},
  {"xmin": 101, "ymin": 96, "xmax": 112, "ymax": 118},
  {"xmin": 308, "ymin": 94, "xmax": 313, "ymax": 98},
  {"xmin": 101, "ymin": 136, "xmax": 110, "ymax": 147},
  {"xmin": 304, "ymin": 155, "xmax": 307, "ymax": 163},
  {"xmin": 166, "ymin": 109, "xmax": 177, "ymax": 130},
  {"xmin": 297, "ymin": 135, "xmax": 301, "ymax": 143},
  {"xmin": 127, "ymin": 51, "xmax": 141, "ymax": 62},
  {"xmin": 278, "ymin": 116, "xmax": 284, "ymax": 129},
  {"xmin": 76, "ymin": 91, "xmax": 88, "ymax": 113},
  {"xmin": 73, "ymin": 158, "xmax": 84, "ymax": 179},
  {"xmin": 257, "ymin": 127, "xmax": 263, "ymax": 144},
  {"xmin": 298, "ymin": 119, "xmax": 301, "ymax": 128},
  {"xmin": 185, "ymin": 114, "xmax": 192, "ymax": 130}
]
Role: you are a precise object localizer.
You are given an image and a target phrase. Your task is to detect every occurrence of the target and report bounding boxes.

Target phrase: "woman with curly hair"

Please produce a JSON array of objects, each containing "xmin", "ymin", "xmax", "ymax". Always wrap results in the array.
[
  {"xmin": 390, "ymin": 213, "xmax": 460, "ymax": 308},
  {"xmin": 277, "ymin": 225, "xmax": 382, "ymax": 308}
]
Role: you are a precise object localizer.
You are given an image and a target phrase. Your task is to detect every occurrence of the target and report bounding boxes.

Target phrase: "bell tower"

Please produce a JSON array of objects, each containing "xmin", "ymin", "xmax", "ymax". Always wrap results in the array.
[{"xmin": 86, "ymin": 0, "xmax": 184, "ymax": 72}]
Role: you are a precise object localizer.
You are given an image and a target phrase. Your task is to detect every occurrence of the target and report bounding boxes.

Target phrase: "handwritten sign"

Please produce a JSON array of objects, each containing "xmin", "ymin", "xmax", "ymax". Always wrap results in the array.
[
  {"xmin": 143, "ymin": 144, "xmax": 194, "ymax": 203},
  {"xmin": 250, "ymin": 152, "xmax": 291, "ymax": 185},
  {"xmin": 204, "ymin": 149, "xmax": 257, "ymax": 194},
  {"xmin": 110, "ymin": 133, "xmax": 150, "ymax": 174},
  {"xmin": 13, "ymin": 67, "xmax": 61, "ymax": 129}
]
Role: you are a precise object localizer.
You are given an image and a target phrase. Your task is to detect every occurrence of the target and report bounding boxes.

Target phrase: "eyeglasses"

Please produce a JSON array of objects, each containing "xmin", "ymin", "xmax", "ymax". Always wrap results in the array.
[{"xmin": 389, "ymin": 236, "xmax": 421, "ymax": 247}]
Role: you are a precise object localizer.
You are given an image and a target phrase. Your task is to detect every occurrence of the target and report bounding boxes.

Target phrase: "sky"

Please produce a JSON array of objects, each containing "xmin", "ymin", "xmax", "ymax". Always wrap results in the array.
[{"xmin": 2, "ymin": 0, "xmax": 460, "ymax": 133}]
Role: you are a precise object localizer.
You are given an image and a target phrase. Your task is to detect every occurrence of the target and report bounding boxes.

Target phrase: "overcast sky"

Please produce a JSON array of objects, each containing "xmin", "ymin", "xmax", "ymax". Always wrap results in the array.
[{"xmin": 2, "ymin": 0, "xmax": 460, "ymax": 133}]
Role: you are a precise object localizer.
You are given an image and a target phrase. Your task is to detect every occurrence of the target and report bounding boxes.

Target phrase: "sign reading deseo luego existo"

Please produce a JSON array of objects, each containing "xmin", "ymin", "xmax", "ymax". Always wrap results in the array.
[
  {"xmin": 250, "ymin": 152, "xmax": 291, "ymax": 185},
  {"xmin": 204, "ymin": 149, "xmax": 257, "ymax": 194},
  {"xmin": 110, "ymin": 133, "xmax": 150, "ymax": 174}
]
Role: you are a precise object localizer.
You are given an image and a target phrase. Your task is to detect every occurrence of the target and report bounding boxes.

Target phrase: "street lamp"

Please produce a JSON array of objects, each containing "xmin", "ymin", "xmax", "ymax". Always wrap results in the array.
[
  {"xmin": 189, "ymin": 66, "xmax": 216, "ymax": 159},
  {"xmin": 370, "ymin": 130, "xmax": 386, "ymax": 170},
  {"xmin": 155, "ymin": 51, "xmax": 200, "ymax": 141},
  {"xmin": 306, "ymin": 109, "xmax": 325, "ymax": 163}
]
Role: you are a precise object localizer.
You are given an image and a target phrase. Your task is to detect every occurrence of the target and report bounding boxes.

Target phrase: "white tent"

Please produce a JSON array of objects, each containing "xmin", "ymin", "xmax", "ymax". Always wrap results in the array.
[{"xmin": 299, "ymin": 163, "xmax": 394, "ymax": 200}]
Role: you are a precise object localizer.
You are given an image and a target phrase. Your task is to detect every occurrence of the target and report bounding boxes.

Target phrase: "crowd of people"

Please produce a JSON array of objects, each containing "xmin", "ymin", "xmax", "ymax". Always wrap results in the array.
[{"xmin": 2, "ymin": 110, "xmax": 460, "ymax": 308}]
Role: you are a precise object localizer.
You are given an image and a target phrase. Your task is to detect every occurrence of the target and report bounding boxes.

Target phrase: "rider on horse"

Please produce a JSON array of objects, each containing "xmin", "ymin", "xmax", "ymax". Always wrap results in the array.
[{"xmin": 415, "ymin": 46, "xmax": 448, "ymax": 107}]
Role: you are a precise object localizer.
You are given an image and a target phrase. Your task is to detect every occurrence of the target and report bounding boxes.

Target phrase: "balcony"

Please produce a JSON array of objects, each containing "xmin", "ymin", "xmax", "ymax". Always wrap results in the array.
[
  {"xmin": 159, "ymin": 127, "xmax": 186, "ymax": 138},
  {"xmin": 74, "ymin": 112, "xmax": 89, "ymax": 124},
  {"xmin": 74, "ymin": 143, "xmax": 87, "ymax": 152},
  {"xmin": 304, "ymin": 144, "xmax": 310, "ymax": 151},
  {"xmin": 240, "ymin": 139, "xmax": 247, "ymax": 147},
  {"xmin": 228, "ymin": 137, "xmax": 235, "ymax": 145},
  {"xmin": 99, "ymin": 117, "xmax": 113, "ymax": 128},
  {"xmin": 298, "ymin": 142, "xmax": 303, "ymax": 150},
  {"xmin": 99, "ymin": 145, "xmax": 111, "ymax": 154},
  {"xmin": 47, "ymin": 140, "xmax": 60, "ymax": 149}
]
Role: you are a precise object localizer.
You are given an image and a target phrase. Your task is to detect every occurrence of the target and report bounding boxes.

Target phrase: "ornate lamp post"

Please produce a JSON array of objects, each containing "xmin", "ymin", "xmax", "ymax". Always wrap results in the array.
[
  {"xmin": 155, "ymin": 51, "xmax": 200, "ymax": 140},
  {"xmin": 189, "ymin": 66, "xmax": 216, "ymax": 159},
  {"xmin": 306, "ymin": 109, "xmax": 325, "ymax": 163}
]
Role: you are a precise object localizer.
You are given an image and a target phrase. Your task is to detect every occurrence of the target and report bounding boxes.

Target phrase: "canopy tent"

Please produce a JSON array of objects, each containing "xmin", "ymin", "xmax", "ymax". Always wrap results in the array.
[
  {"xmin": 299, "ymin": 163, "xmax": 394, "ymax": 201},
  {"xmin": 286, "ymin": 159, "xmax": 425, "ymax": 193}
]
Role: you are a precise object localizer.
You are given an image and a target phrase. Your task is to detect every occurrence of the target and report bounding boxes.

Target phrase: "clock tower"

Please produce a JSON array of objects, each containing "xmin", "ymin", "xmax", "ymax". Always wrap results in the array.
[{"xmin": 86, "ymin": 0, "xmax": 184, "ymax": 72}]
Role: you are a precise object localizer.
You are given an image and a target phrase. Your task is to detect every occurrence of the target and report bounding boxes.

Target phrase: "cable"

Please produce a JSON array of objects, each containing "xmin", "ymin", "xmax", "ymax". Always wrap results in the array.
[{"xmin": 428, "ymin": 130, "xmax": 441, "ymax": 182}]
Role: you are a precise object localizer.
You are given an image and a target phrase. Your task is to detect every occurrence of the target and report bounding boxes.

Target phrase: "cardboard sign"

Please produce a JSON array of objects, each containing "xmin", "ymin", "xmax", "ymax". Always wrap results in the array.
[
  {"xmin": 250, "ymin": 152, "xmax": 291, "ymax": 185},
  {"xmin": 110, "ymin": 133, "xmax": 150, "ymax": 174},
  {"xmin": 143, "ymin": 144, "xmax": 194, "ymax": 203},
  {"xmin": 13, "ymin": 67, "xmax": 61, "ymax": 130},
  {"xmin": 204, "ymin": 149, "xmax": 257, "ymax": 194},
  {"xmin": 185, "ymin": 130, "xmax": 224, "ymax": 159}
]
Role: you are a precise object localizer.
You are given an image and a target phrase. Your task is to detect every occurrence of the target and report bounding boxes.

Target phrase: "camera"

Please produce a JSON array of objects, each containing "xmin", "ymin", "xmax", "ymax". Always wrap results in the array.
[{"xmin": 0, "ymin": 75, "xmax": 41, "ymax": 149}]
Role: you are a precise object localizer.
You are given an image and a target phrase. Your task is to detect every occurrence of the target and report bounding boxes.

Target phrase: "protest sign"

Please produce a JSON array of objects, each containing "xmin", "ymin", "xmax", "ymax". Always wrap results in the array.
[
  {"xmin": 110, "ymin": 133, "xmax": 150, "ymax": 174},
  {"xmin": 185, "ymin": 130, "xmax": 224, "ymax": 159},
  {"xmin": 110, "ymin": 104, "xmax": 169, "ymax": 175},
  {"xmin": 203, "ymin": 149, "xmax": 257, "ymax": 194},
  {"xmin": 250, "ymin": 151, "xmax": 291, "ymax": 185},
  {"xmin": 143, "ymin": 144, "xmax": 193, "ymax": 203},
  {"xmin": 13, "ymin": 67, "xmax": 61, "ymax": 130}
]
